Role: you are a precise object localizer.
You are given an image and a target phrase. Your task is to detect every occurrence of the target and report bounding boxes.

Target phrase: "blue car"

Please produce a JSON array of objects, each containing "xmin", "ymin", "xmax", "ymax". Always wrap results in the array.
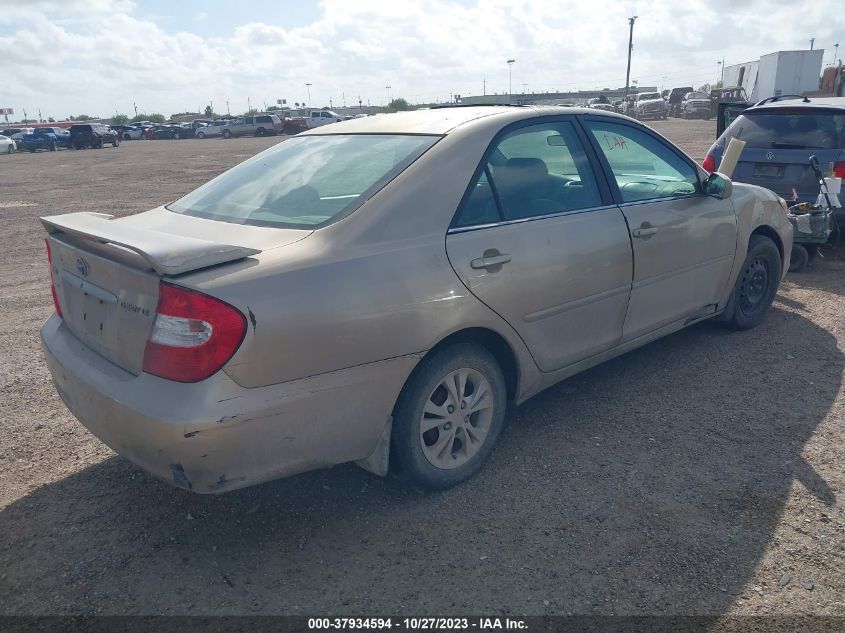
[
  {"xmin": 704, "ymin": 96, "xmax": 845, "ymax": 226},
  {"xmin": 20, "ymin": 127, "xmax": 71, "ymax": 152}
]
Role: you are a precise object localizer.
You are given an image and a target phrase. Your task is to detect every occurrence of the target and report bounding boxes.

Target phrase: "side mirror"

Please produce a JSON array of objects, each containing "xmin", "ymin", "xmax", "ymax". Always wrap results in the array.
[{"xmin": 704, "ymin": 171, "xmax": 733, "ymax": 199}]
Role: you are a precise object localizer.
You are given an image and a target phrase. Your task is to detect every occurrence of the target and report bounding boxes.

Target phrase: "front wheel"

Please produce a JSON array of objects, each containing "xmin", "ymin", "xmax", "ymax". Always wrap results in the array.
[
  {"xmin": 196, "ymin": 131, "xmax": 206, "ymax": 139},
  {"xmin": 723, "ymin": 234, "xmax": 782, "ymax": 330},
  {"xmin": 222, "ymin": 129, "xmax": 231, "ymax": 139},
  {"xmin": 112, "ymin": 137, "xmax": 120, "ymax": 147},
  {"xmin": 390, "ymin": 343, "xmax": 507, "ymax": 490},
  {"xmin": 7, "ymin": 144, "xmax": 13, "ymax": 154}
]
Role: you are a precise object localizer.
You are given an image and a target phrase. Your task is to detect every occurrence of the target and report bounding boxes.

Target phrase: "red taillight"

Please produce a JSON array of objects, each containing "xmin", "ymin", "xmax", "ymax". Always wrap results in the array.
[
  {"xmin": 44, "ymin": 239, "xmax": 63, "ymax": 318},
  {"xmin": 142, "ymin": 282, "xmax": 247, "ymax": 383},
  {"xmin": 702, "ymin": 153, "xmax": 716, "ymax": 173},
  {"xmin": 834, "ymin": 162, "xmax": 845, "ymax": 179}
]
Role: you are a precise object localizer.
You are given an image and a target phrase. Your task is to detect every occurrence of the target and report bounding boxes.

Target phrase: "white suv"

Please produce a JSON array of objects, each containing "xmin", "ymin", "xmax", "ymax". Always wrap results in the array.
[{"xmin": 221, "ymin": 114, "xmax": 282, "ymax": 138}]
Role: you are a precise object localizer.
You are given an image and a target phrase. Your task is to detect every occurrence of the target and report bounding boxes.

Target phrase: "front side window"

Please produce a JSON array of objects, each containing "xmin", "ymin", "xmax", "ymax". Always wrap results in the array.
[
  {"xmin": 168, "ymin": 134, "xmax": 439, "ymax": 228},
  {"xmin": 585, "ymin": 121, "xmax": 700, "ymax": 202},
  {"xmin": 453, "ymin": 121, "xmax": 602, "ymax": 226}
]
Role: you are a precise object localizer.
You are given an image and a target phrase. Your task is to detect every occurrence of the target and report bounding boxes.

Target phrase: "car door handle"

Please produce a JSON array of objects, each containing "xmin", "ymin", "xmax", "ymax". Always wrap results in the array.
[
  {"xmin": 632, "ymin": 226, "xmax": 659, "ymax": 238},
  {"xmin": 470, "ymin": 253, "xmax": 512, "ymax": 270}
]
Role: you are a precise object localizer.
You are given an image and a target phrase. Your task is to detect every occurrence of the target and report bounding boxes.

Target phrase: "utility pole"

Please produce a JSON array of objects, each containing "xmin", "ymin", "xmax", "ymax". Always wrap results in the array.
[
  {"xmin": 483, "ymin": 77, "xmax": 486, "ymax": 96},
  {"xmin": 507, "ymin": 59, "xmax": 515, "ymax": 103},
  {"xmin": 305, "ymin": 83, "xmax": 312, "ymax": 105},
  {"xmin": 385, "ymin": 85, "xmax": 391, "ymax": 105},
  {"xmin": 248, "ymin": 97, "xmax": 251, "ymax": 113},
  {"xmin": 226, "ymin": 100, "xmax": 230, "ymax": 116},
  {"xmin": 624, "ymin": 16, "xmax": 638, "ymax": 103},
  {"xmin": 133, "ymin": 102, "xmax": 138, "ymax": 117},
  {"xmin": 835, "ymin": 43, "xmax": 840, "ymax": 65},
  {"xmin": 38, "ymin": 109, "xmax": 42, "ymax": 123},
  {"xmin": 721, "ymin": 58, "xmax": 725, "ymax": 85},
  {"xmin": 809, "ymin": 38, "xmax": 815, "ymax": 50}
]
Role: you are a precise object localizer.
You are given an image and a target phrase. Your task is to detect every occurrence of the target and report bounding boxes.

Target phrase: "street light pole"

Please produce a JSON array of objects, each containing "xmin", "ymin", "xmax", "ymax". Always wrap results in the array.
[
  {"xmin": 624, "ymin": 16, "xmax": 638, "ymax": 104},
  {"xmin": 810, "ymin": 37, "xmax": 815, "ymax": 51},
  {"xmin": 834, "ymin": 43, "xmax": 840, "ymax": 65},
  {"xmin": 506, "ymin": 59, "xmax": 515, "ymax": 103},
  {"xmin": 385, "ymin": 85, "xmax": 391, "ymax": 105},
  {"xmin": 305, "ymin": 83, "xmax": 312, "ymax": 106}
]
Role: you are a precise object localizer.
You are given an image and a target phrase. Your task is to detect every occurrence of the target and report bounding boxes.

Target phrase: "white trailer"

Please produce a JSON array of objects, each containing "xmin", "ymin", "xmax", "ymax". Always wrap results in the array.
[{"xmin": 723, "ymin": 50, "xmax": 824, "ymax": 102}]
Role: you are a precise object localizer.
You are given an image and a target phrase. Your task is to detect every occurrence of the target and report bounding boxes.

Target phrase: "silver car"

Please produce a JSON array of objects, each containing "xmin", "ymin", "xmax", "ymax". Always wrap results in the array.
[{"xmin": 40, "ymin": 106, "xmax": 792, "ymax": 493}]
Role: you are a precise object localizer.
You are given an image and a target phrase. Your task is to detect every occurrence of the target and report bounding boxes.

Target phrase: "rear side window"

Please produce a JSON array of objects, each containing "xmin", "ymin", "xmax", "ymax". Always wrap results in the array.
[
  {"xmin": 256, "ymin": 115, "xmax": 271, "ymax": 123},
  {"xmin": 719, "ymin": 110, "xmax": 845, "ymax": 150},
  {"xmin": 168, "ymin": 134, "xmax": 439, "ymax": 228},
  {"xmin": 453, "ymin": 121, "xmax": 603, "ymax": 227}
]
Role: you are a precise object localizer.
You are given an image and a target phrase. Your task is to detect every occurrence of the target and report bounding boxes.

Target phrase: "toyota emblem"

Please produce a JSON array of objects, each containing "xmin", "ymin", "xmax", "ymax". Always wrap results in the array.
[
  {"xmin": 76, "ymin": 257, "xmax": 89, "ymax": 277},
  {"xmin": 766, "ymin": 151, "xmax": 775, "ymax": 160}
]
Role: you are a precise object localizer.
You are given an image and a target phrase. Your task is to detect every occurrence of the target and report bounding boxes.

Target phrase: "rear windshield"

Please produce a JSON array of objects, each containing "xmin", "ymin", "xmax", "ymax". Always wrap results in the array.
[
  {"xmin": 639, "ymin": 93, "xmax": 661, "ymax": 101},
  {"xmin": 718, "ymin": 109, "xmax": 845, "ymax": 150},
  {"xmin": 168, "ymin": 134, "xmax": 439, "ymax": 228},
  {"xmin": 686, "ymin": 92, "xmax": 708, "ymax": 100}
]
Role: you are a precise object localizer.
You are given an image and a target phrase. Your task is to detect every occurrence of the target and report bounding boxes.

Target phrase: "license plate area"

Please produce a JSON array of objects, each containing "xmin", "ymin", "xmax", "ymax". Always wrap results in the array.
[
  {"xmin": 61, "ymin": 271, "xmax": 119, "ymax": 356},
  {"xmin": 753, "ymin": 163, "xmax": 785, "ymax": 178}
]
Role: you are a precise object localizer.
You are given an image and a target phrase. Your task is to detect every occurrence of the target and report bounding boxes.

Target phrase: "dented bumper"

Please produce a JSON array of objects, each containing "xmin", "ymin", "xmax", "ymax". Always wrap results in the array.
[{"xmin": 41, "ymin": 314, "xmax": 417, "ymax": 493}]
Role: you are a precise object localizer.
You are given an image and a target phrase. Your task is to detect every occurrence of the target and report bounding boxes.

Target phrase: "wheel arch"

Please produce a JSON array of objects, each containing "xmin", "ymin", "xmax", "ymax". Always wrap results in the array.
[
  {"xmin": 749, "ymin": 224, "xmax": 784, "ymax": 264},
  {"xmin": 416, "ymin": 327, "xmax": 520, "ymax": 403}
]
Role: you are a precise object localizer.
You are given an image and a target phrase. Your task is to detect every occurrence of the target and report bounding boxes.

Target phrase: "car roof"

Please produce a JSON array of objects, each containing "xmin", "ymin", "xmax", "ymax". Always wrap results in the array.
[
  {"xmin": 749, "ymin": 96, "xmax": 845, "ymax": 112},
  {"xmin": 300, "ymin": 105, "xmax": 630, "ymax": 135}
]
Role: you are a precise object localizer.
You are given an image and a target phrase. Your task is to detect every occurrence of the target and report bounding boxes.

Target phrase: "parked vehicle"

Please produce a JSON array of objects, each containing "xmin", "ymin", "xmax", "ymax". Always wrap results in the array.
[
  {"xmin": 195, "ymin": 120, "xmax": 229, "ymax": 139},
  {"xmin": 681, "ymin": 91, "xmax": 712, "ymax": 119},
  {"xmin": 2, "ymin": 128, "xmax": 35, "ymax": 144},
  {"xmin": 40, "ymin": 106, "xmax": 791, "ymax": 493},
  {"xmin": 703, "ymin": 95, "xmax": 845, "ymax": 226},
  {"xmin": 634, "ymin": 92, "xmax": 668, "ymax": 120},
  {"xmin": 588, "ymin": 98, "xmax": 616, "ymax": 112},
  {"xmin": 117, "ymin": 125, "xmax": 144, "ymax": 141},
  {"xmin": 69, "ymin": 123, "xmax": 120, "ymax": 149},
  {"xmin": 221, "ymin": 114, "xmax": 283, "ymax": 138},
  {"xmin": 667, "ymin": 86, "xmax": 694, "ymax": 118},
  {"xmin": 0, "ymin": 134, "xmax": 16, "ymax": 154},
  {"xmin": 20, "ymin": 127, "xmax": 71, "ymax": 152},
  {"xmin": 710, "ymin": 86, "xmax": 749, "ymax": 115}
]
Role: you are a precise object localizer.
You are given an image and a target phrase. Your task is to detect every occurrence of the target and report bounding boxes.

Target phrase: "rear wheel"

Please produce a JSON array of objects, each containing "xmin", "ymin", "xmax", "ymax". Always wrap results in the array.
[
  {"xmin": 112, "ymin": 137, "xmax": 120, "ymax": 147},
  {"xmin": 6, "ymin": 144, "xmax": 13, "ymax": 154},
  {"xmin": 196, "ymin": 131, "xmax": 206, "ymax": 139},
  {"xmin": 222, "ymin": 129, "xmax": 231, "ymax": 139},
  {"xmin": 49, "ymin": 141, "xmax": 57, "ymax": 151},
  {"xmin": 391, "ymin": 343, "xmax": 507, "ymax": 490},
  {"xmin": 788, "ymin": 243, "xmax": 809, "ymax": 272},
  {"xmin": 724, "ymin": 234, "xmax": 782, "ymax": 329}
]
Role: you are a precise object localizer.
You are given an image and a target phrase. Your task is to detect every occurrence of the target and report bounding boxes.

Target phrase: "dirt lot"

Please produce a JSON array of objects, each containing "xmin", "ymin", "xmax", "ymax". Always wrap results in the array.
[{"xmin": 1, "ymin": 120, "xmax": 843, "ymax": 617}]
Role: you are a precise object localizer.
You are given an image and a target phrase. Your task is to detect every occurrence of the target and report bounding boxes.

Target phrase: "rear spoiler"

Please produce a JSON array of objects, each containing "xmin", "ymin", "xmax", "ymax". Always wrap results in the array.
[{"xmin": 41, "ymin": 212, "xmax": 261, "ymax": 276}]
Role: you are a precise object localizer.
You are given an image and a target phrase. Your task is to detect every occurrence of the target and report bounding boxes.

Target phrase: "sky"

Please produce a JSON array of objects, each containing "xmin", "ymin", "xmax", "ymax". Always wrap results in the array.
[{"xmin": 1, "ymin": 0, "xmax": 843, "ymax": 121}]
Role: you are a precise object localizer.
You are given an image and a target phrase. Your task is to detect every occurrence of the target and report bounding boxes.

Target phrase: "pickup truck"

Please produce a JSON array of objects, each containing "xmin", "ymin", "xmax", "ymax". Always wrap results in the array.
[{"xmin": 20, "ymin": 127, "xmax": 71, "ymax": 152}]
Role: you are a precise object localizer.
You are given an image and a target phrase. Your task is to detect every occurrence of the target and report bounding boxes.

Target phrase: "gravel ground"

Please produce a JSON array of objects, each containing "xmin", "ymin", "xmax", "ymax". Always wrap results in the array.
[{"xmin": 0, "ymin": 120, "xmax": 843, "ymax": 617}]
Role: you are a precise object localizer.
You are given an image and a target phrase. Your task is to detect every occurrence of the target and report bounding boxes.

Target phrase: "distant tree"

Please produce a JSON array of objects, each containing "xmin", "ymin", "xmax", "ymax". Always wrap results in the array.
[
  {"xmin": 47, "ymin": 117, "xmax": 55, "ymax": 122},
  {"xmin": 74, "ymin": 114, "xmax": 93, "ymax": 121},
  {"xmin": 386, "ymin": 98, "xmax": 412, "ymax": 112},
  {"xmin": 130, "ymin": 112, "xmax": 166, "ymax": 123},
  {"xmin": 266, "ymin": 105, "xmax": 281, "ymax": 111},
  {"xmin": 112, "ymin": 113, "xmax": 129, "ymax": 125},
  {"xmin": 204, "ymin": 105, "xmax": 214, "ymax": 117}
]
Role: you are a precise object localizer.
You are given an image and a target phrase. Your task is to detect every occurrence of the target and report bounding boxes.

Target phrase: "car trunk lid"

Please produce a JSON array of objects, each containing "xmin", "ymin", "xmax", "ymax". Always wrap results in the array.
[{"xmin": 42, "ymin": 209, "xmax": 310, "ymax": 374}]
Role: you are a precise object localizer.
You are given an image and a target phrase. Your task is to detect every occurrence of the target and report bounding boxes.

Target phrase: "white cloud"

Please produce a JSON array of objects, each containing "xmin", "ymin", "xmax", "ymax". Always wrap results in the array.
[{"xmin": 1, "ymin": 0, "xmax": 843, "ymax": 119}]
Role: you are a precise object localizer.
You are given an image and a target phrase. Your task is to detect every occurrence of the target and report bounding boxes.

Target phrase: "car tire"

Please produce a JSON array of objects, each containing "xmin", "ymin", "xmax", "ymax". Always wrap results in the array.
[
  {"xmin": 6, "ymin": 144, "xmax": 13, "ymax": 154},
  {"xmin": 805, "ymin": 244, "xmax": 819, "ymax": 261},
  {"xmin": 50, "ymin": 141, "xmax": 57, "ymax": 151},
  {"xmin": 196, "ymin": 131, "xmax": 206, "ymax": 139},
  {"xmin": 256, "ymin": 128, "xmax": 265, "ymax": 136},
  {"xmin": 390, "ymin": 343, "xmax": 507, "ymax": 490},
  {"xmin": 724, "ymin": 234, "xmax": 782, "ymax": 330},
  {"xmin": 123, "ymin": 133, "xmax": 131, "ymax": 141},
  {"xmin": 112, "ymin": 137, "xmax": 120, "ymax": 147},
  {"xmin": 222, "ymin": 129, "xmax": 231, "ymax": 139},
  {"xmin": 788, "ymin": 243, "xmax": 809, "ymax": 272}
]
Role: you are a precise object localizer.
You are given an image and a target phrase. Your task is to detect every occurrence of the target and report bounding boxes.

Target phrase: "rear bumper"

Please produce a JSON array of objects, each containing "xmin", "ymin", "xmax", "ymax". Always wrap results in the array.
[{"xmin": 41, "ymin": 314, "xmax": 418, "ymax": 493}]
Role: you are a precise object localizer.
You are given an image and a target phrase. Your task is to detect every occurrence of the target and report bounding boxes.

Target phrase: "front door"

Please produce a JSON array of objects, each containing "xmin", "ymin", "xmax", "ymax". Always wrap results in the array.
[
  {"xmin": 582, "ymin": 118, "xmax": 737, "ymax": 341},
  {"xmin": 445, "ymin": 119, "xmax": 633, "ymax": 372}
]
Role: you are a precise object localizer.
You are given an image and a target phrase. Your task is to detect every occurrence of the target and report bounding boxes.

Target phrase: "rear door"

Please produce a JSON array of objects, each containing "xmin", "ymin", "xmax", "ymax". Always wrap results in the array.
[
  {"xmin": 445, "ymin": 118, "xmax": 633, "ymax": 372},
  {"xmin": 582, "ymin": 117, "xmax": 737, "ymax": 341},
  {"xmin": 725, "ymin": 108, "xmax": 845, "ymax": 202}
]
